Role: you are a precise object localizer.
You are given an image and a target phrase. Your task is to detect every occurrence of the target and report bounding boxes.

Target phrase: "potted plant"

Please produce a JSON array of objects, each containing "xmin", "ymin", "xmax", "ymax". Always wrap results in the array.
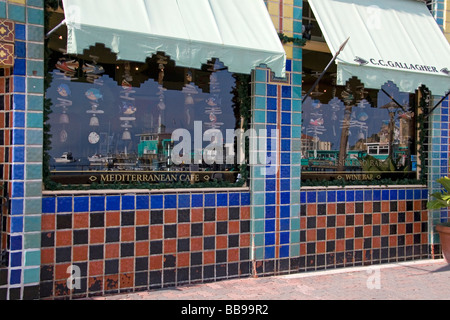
[{"xmin": 427, "ymin": 177, "xmax": 450, "ymax": 263}]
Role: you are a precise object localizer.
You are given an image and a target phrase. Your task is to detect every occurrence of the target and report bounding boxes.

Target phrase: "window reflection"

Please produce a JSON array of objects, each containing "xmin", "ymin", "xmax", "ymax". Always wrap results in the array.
[
  {"xmin": 46, "ymin": 47, "xmax": 241, "ymax": 185},
  {"xmin": 301, "ymin": 79, "xmax": 417, "ymax": 183}
]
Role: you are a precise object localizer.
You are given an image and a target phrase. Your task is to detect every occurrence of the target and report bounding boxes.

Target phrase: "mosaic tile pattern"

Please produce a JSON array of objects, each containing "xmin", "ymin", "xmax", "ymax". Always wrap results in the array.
[
  {"xmin": 0, "ymin": 0, "xmax": 44, "ymax": 300},
  {"xmin": 254, "ymin": 186, "xmax": 431, "ymax": 275},
  {"xmin": 39, "ymin": 191, "xmax": 251, "ymax": 299}
]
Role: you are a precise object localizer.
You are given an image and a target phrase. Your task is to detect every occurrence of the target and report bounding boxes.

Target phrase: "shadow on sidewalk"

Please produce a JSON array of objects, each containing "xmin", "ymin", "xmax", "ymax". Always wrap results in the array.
[{"xmin": 430, "ymin": 264, "xmax": 450, "ymax": 273}]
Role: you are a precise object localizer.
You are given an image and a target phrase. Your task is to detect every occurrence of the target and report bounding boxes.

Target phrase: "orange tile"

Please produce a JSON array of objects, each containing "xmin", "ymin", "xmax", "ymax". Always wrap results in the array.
[
  {"xmin": 307, "ymin": 204, "xmax": 317, "ymax": 216},
  {"xmin": 317, "ymin": 216, "xmax": 326, "ymax": 228},
  {"xmin": 41, "ymin": 214, "xmax": 55, "ymax": 231},
  {"xmin": 381, "ymin": 201, "xmax": 390, "ymax": 212},
  {"xmin": 56, "ymin": 230, "xmax": 72, "ymax": 247},
  {"xmin": 204, "ymin": 222, "xmax": 216, "ymax": 236},
  {"xmin": 120, "ymin": 257, "xmax": 134, "ymax": 273},
  {"xmin": 241, "ymin": 206, "xmax": 251, "ymax": 219},
  {"xmin": 372, "ymin": 213, "xmax": 381, "ymax": 224},
  {"xmin": 381, "ymin": 225, "xmax": 389, "ymax": 236},
  {"xmin": 135, "ymin": 241, "xmax": 149, "ymax": 256},
  {"xmin": 177, "ymin": 252, "xmax": 190, "ymax": 267},
  {"xmin": 406, "ymin": 212, "xmax": 414, "ymax": 223},
  {"xmin": 191, "ymin": 238, "xmax": 203, "ymax": 251},
  {"xmin": 149, "ymin": 225, "xmax": 163, "ymax": 240},
  {"xmin": 120, "ymin": 227, "xmax": 134, "ymax": 242},
  {"xmin": 405, "ymin": 234, "xmax": 414, "ymax": 245},
  {"xmin": 203, "ymin": 251, "xmax": 215, "ymax": 265},
  {"xmin": 149, "ymin": 255, "xmax": 162, "ymax": 270},
  {"xmin": 228, "ymin": 248, "xmax": 239, "ymax": 262},
  {"xmin": 136, "ymin": 210, "xmax": 149, "ymax": 225},
  {"xmin": 90, "ymin": 228, "xmax": 105, "ymax": 244},
  {"xmin": 316, "ymin": 241, "xmax": 326, "ymax": 253},
  {"xmin": 55, "ymin": 263, "xmax": 71, "ymax": 280},
  {"xmin": 41, "ymin": 248, "xmax": 54, "ymax": 264},
  {"xmin": 363, "ymin": 225, "xmax": 372, "ymax": 237},
  {"xmin": 389, "ymin": 236, "xmax": 397, "ymax": 247},
  {"xmin": 398, "ymin": 201, "xmax": 406, "ymax": 211},
  {"xmin": 120, "ymin": 273, "xmax": 134, "ymax": 289},
  {"xmin": 397, "ymin": 223, "xmax": 406, "ymax": 235},
  {"xmin": 104, "ymin": 275, "xmax": 118, "ymax": 291},
  {"xmin": 88, "ymin": 277, "xmax": 103, "ymax": 293},
  {"xmin": 89, "ymin": 260, "xmax": 104, "ymax": 276},
  {"xmin": 364, "ymin": 202, "xmax": 372, "ymax": 213},
  {"xmin": 345, "ymin": 227, "xmax": 354, "ymax": 238},
  {"xmin": 216, "ymin": 235, "xmax": 228, "ymax": 249},
  {"xmin": 389, "ymin": 212, "xmax": 398, "ymax": 224},
  {"xmin": 336, "ymin": 216, "xmax": 346, "ymax": 227},
  {"xmin": 191, "ymin": 208, "xmax": 203, "ymax": 222},
  {"xmin": 105, "ymin": 243, "xmax": 120, "ymax": 259},
  {"xmin": 106, "ymin": 211, "xmax": 120, "ymax": 227},
  {"xmin": 164, "ymin": 209, "xmax": 177, "ymax": 224},
  {"xmin": 73, "ymin": 245, "xmax": 88, "ymax": 261},
  {"xmin": 326, "ymin": 228, "xmax": 336, "ymax": 240},
  {"xmin": 163, "ymin": 239, "xmax": 176, "ymax": 254},
  {"xmin": 372, "ymin": 237, "xmax": 381, "ymax": 248},
  {"xmin": 355, "ymin": 214, "xmax": 364, "ymax": 226},
  {"xmin": 327, "ymin": 203, "xmax": 336, "ymax": 215},
  {"xmin": 306, "ymin": 229, "xmax": 316, "ymax": 241},
  {"xmin": 240, "ymin": 234, "xmax": 250, "ymax": 247},
  {"xmin": 177, "ymin": 224, "xmax": 190, "ymax": 238},
  {"xmin": 345, "ymin": 203, "xmax": 354, "ymax": 214},
  {"xmin": 73, "ymin": 213, "xmax": 89, "ymax": 229},
  {"xmin": 217, "ymin": 207, "xmax": 228, "ymax": 221},
  {"xmin": 228, "ymin": 221, "xmax": 240, "ymax": 234},
  {"xmin": 300, "ymin": 243, "xmax": 307, "ymax": 255},
  {"xmin": 336, "ymin": 240, "xmax": 345, "ymax": 252},
  {"xmin": 413, "ymin": 200, "xmax": 422, "ymax": 211},
  {"xmin": 354, "ymin": 239, "xmax": 363, "ymax": 250}
]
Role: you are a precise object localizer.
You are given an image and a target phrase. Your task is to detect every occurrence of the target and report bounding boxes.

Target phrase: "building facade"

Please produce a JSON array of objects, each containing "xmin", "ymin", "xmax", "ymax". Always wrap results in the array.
[{"xmin": 0, "ymin": 0, "xmax": 449, "ymax": 300}]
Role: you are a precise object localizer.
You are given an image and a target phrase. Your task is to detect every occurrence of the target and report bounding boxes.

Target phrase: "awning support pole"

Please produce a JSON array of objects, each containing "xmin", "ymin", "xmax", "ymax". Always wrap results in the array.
[
  {"xmin": 302, "ymin": 37, "xmax": 349, "ymax": 103},
  {"xmin": 45, "ymin": 19, "xmax": 66, "ymax": 39},
  {"xmin": 424, "ymin": 89, "xmax": 450, "ymax": 119}
]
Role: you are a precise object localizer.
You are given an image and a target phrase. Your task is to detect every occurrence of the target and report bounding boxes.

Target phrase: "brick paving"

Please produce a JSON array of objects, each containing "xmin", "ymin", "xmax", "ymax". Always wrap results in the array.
[{"xmin": 84, "ymin": 259, "xmax": 450, "ymax": 300}]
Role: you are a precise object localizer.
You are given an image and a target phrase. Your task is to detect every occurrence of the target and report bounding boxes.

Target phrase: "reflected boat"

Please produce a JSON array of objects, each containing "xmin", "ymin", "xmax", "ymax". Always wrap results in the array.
[{"xmin": 54, "ymin": 152, "xmax": 76, "ymax": 163}]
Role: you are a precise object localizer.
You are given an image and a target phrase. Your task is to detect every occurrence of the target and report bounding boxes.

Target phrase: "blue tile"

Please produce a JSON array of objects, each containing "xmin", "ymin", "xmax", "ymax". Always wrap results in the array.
[
  {"xmin": 281, "ymin": 140, "xmax": 291, "ymax": 152},
  {"xmin": 267, "ymin": 111, "xmax": 277, "ymax": 123},
  {"xmin": 90, "ymin": 196, "xmax": 105, "ymax": 212},
  {"xmin": 285, "ymin": 59, "xmax": 292, "ymax": 72},
  {"xmin": 10, "ymin": 235, "xmax": 22, "ymax": 251},
  {"xmin": 15, "ymin": 41, "xmax": 26, "ymax": 58},
  {"xmin": 381, "ymin": 190, "xmax": 390, "ymax": 200},
  {"xmin": 265, "ymin": 219, "xmax": 276, "ymax": 233},
  {"xmin": 373, "ymin": 189, "xmax": 381, "ymax": 201},
  {"xmin": 217, "ymin": 193, "xmax": 228, "ymax": 206},
  {"xmin": 280, "ymin": 205, "xmax": 290, "ymax": 218},
  {"xmin": 264, "ymin": 246, "xmax": 275, "ymax": 259},
  {"xmin": 74, "ymin": 197, "xmax": 89, "ymax": 212},
  {"xmin": 281, "ymin": 99, "xmax": 291, "ymax": 111},
  {"xmin": 265, "ymin": 206, "xmax": 275, "ymax": 219},
  {"xmin": 337, "ymin": 190, "xmax": 346, "ymax": 202},
  {"xmin": 280, "ymin": 179, "xmax": 290, "ymax": 191},
  {"xmin": 265, "ymin": 179, "xmax": 276, "ymax": 191},
  {"xmin": 57, "ymin": 197, "xmax": 72, "ymax": 213},
  {"xmin": 281, "ymin": 192, "xmax": 290, "ymax": 204},
  {"xmin": 280, "ymin": 219, "xmax": 290, "ymax": 231},
  {"xmin": 267, "ymin": 98, "xmax": 277, "ymax": 110},
  {"xmin": 11, "ymin": 216, "xmax": 23, "ymax": 233},
  {"xmin": 13, "ymin": 58, "xmax": 26, "ymax": 76},
  {"xmin": 300, "ymin": 191, "xmax": 306, "ymax": 203},
  {"xmin": 13, "ymin": 146, "xmax": 25, "ymax": 162},
  {"xmin": 398, "ymin": 189, "xmax": 405, "ymax": 200},
  {"xmin": 281, "ymin": 126, "xmax": 291, "ymax": 139},
  {"xmin": 13, "ymin": 94, "xmax": 26, "ymax": 110},
  {"xmin": 10, "ymin": 199, "xmax": 23, "ymax": 215},
  {"xmin": 364, "ymin": 190, "xmax": 372, "ymax": 201},
  {"xmin": 42, "ymin": 197, "xmax": 55, "ymax": 213},
  {"xmin": 265, "ymin": 231, "xmax": 275, "ymax": 245},
  {"xmin": 10, "ymin": 269, "xmax": 22, "ymax": 285},
  {"xmin": 121, "ymin": 195, "xmax": 135, "ymax": 210},
  {"xmin": 12, "ymin": 129, "xmax": 25, "ymax": 145},
  {"xmin": 390, "ymin": 190, "xmax": 398, "ymax": 201},
  {"xmin": 267, "ymin": 84, "xmax": 277, "ymax": 97},
  {"xmin": 346, "ymin": 190, "xmax": 355, "ymax": 202},
  {"xmin": 12, "ymin": 164, "xmax": 24, "ymax": 180},
  {"xmin": 280, "ymin": 165, "xmax": 290, "ymax": 178},
  {"xmin": 191, "ymin": 194, "xmax": 203, "ymax": 207},
  {"xmin": 280, "ymin": 231, "xmax": 290, "ymax": 244},
  {"xmin": 282, "ymin": 86, "xmax": 291, "ymax": 98},
  {"xmin": 13, "ymin": 111, "xmax": 25, "ymax": 127},
  {"xmin": 106, "ymin": 196, "xmax": 120, "ymax": 211},
  {"xmin": 327, "ymin": 191, "xmax": 336, "ymax": 202},
  {"xmin": 355, "ymin": 190, "xmax": 364, "ymax": 201},
  {"xmin": 10, "ymin": 252, "xmax": 22, "ymax": 267},
  {"xmin": 317, "ymin": 191, "xmax": 326, "ymax": 203},
  {"xmin": 178, "ymin": 194, "xmax": 190, "ymax": 208},
  {"xmin": 12, "ymin": 182, "xmax": 24, "ymax": 197},
  {"xmin": 422, "ymin": 189, "xmax": 428, "ymax": 199},
  {"xmin": 136, "ymin": 195, "xmax": 149, "ymax": 209},
  {"xmin": 241, "ymin": 193, "xmax": 250, "ymax": 206},
  {"xmin": 279, "ymin": 245, "xmax": 290, "ymax": 258},
  {"xmin": 164, "ymin": 194, "xmax": 177, "ymax": 209},
  {"xmin": 150, "ymin": 195, "xmax": 163, "ymax": 209},
  {"xmin": 265, "ymin": 192, "xmax": 275, "ymax": 205},
  {"xmin": 414, "ymin": 189, "xmax": 421, "ymax": 200},
  {"xmin": 229, "ymin": 193, "xmax": 239, "ymax": 206},
  {"xmin": 205, "ymin": 193, "xmax": 216, "ymax": 207},
  {"xmin": 281, "ymin": 112, "xmax": 291, "ymax": 125},
  {"xmin": 307, "ymin": 191, "xmax": 316, "ymax": 203}
]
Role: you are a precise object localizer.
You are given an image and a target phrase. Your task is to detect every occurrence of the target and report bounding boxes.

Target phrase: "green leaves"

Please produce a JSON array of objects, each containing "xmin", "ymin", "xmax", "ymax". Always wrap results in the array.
[{"xmin": 427, "ymin": 177, "xmax": 450, "ymax": 209}]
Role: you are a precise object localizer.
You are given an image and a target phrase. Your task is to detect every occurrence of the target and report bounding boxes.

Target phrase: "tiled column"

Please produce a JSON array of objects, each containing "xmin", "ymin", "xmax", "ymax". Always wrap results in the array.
[
  {"xmin": 0, "ymin": 0, "xmax": 44, "ymax": 300},
  {"xmin": 251, "ymin": 0, "xmax": 302, "ymax": 275}
]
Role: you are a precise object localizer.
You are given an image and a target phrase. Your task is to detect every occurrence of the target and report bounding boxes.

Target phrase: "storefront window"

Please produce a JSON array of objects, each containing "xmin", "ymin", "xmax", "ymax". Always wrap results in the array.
[
  {"xmin": 45, "ymin": 44, "xmax": 245, "ymax": 187},
  {"xmin": 301, "ymin": 53, "xmax": 423, "ymax": 185}
]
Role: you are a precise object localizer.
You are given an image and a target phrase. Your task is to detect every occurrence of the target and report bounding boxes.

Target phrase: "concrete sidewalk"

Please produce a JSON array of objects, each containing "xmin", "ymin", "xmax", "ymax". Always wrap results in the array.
[{"xmin": 87, "ymin": 259, "xmax": 450, "ymax": 300}]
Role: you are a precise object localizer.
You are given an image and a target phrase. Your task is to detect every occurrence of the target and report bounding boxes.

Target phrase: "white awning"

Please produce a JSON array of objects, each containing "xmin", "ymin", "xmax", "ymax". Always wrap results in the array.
[
  {"xmin": 60, "ymin": 0, "xmax": 286, "ymax": 77},
  {"xmin": 308, "ymin": 0, "xmax": 450, "ymax": 95}
]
